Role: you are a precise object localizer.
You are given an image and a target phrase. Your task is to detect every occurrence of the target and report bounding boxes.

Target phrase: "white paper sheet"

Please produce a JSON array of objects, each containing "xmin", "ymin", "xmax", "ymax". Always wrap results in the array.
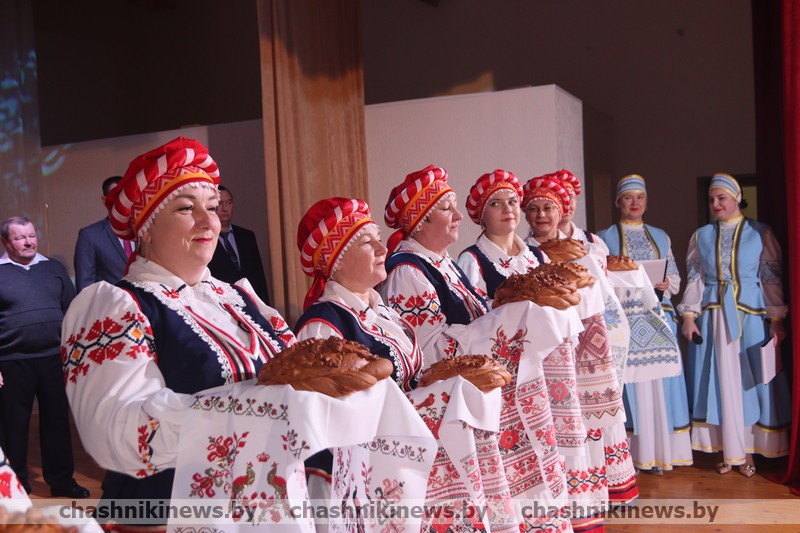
[
  {"xmin": 761, "ymin": 335, "xmax": 781, "ymax": 384},
  {"xmin": 638, "ymin": 259, "xmax": 668, "ymax": 287}
]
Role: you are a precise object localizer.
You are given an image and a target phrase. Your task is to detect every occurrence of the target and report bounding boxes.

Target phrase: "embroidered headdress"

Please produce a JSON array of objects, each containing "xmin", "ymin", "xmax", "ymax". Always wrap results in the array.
[
  {"xmin": 522, "ymin": 174, "xmax": 571, "ymax": 215},
  {"xmin": 465, "ymin": 169, "xmax": 523, "ymax": 224},
  {"xmin": 554, "ymin": 169, "xmax": 582, "ymax": 197},
  {"xmin": 297, "ymin": 197, "xmax": 375, "ymax": 310},
  {"xmin": 107, "ymin": 137, "xmax": 220, "ymax": 240},
  {"xmin": 384, "ymin": 165, "xmax": 453, "ymax": 253}
]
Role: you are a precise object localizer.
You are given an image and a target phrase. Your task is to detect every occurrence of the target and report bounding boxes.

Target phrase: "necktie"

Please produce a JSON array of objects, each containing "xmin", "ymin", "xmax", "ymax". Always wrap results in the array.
[
  {"xmin": 221, "ymin": 231, "xmax": 240, "ymax": 271},
  {"xmin": 123, "ymin": 239, "xmax": 134, "ymax": 259}
]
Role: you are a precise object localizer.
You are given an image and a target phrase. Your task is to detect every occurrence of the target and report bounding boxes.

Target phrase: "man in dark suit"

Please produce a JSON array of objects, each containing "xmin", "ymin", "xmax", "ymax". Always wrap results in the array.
[
  {"xmin": 208, "ymin": 185, "xmax": 271, "ymax": 304},
  {"xmin": 74, "ymin": 176, "xmax": 134, "ymax": 292}
]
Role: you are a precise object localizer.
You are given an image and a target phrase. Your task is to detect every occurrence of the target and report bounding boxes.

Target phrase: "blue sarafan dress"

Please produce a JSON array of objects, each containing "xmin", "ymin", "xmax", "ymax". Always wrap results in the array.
[
  {"xmin": 598, "ymin": 222, "xmax": 693, "ymax": 471},
  {"xmin": 677, "ymin": 216, "xmax": 790, "ymax": 464}
]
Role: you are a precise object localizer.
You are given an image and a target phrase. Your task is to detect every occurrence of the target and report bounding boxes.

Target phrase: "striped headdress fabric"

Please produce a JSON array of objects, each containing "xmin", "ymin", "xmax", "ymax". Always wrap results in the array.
[
  {"xmin": 384, "ymin": 165, "xmax": 453, "ymax": 253},
  {"xmin": 553, "ymin": 169, "xmax": 582, "ymax": 196},
  {"xmin": 465, "ymin": 169, "xmax": 523, "ymax": 224},
  {"xmin": 616, "ymin": 174, "xmax": 647, "ymax": 201},
  {"xmin": 106, "ymin": 137, "xmax": 220, "ymax": 240},
  {"xmin": 709, "ymin": 172, "xmax": 742, "ymax": 202},
  {"xmin": 522, "ymin": 174, "xmax": 571, "ymax": 215},
  {"xmin": 297, "ymin": 197, "xmax": 374, "ymax": 310}
]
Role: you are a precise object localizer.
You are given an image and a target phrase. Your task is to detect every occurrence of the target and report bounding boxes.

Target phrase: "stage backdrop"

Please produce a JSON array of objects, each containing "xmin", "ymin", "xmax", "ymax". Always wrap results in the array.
[{"xmin": 364, "ymin": 85, "xmax": 587, "ymax": 252}]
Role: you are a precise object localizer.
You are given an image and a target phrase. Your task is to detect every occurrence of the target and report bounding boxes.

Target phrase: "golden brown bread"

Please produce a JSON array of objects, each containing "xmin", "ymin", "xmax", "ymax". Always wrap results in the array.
[
  {"xmin": 533, "ymin": 261, "xmax": 595, "ymax": 288},
  {"xmin": 538, "ymin": 238, "xmax": 588, "ymax": 261},
  {"xmin": 257, "ymin": 337, "xmax": 394, "ymax": 397},
  {"xmin": 419, "ymin": 355, "xmax": 512, "ymax": 391},
  {"xmin": 492, "ymin": 271, "xmax": 581, "ymax": 310},
  {"xmin": 607, "ymin": 254, "xmax": 639, "ymax": 271},
  {"xmin": 0, "ymin": 507, "xmax": 78, "ymax": 532}
]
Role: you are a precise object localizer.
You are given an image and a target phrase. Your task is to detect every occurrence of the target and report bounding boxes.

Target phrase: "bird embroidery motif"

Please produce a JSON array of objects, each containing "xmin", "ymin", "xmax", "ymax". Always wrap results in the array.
[
  {"xmin": 266, "ymin": 462, "xmax": 287, "ymax": 499},
  {"xmin": 230, "ymin": 461, "xmax": 255, "ymax": 500}
]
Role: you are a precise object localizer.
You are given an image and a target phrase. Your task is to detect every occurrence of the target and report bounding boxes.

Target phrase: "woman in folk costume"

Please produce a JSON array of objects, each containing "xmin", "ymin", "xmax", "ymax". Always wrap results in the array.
[
  {"xmin": 520, "ymin": 176, "xmax": 634, "ymax": 526},
  {"xmin": 293, "ymin": 197, "xmax": 424, "ymax": 502},
  {"xmin": 381, "ymin": 166, "xmax": 576, "ymax": 532},
  {"xmin": 456, "ymin": 169, "xmax": 548, "ymax": 300},
  {"xmin": 457, "ymin": 170, "xmax": 613, "ymax": 532},
  {"xmin": 295, "ymin": 197, "xmax": 518, "ymax": 533},
  {"xmin": 597, "ymin": 175, "xmax": 693, "ymax": 473},
  {"xmin": 380, "ymin": 165, "xmax": 490, "ymax": 365},
  {"xmin": 554, "ymin": 169, "xmax": 610, "ymax": 264},
  {"xmin": 61, "ymin": 137, "xmax": 295, "ymax": 532},
  {"xmin": 295, "ymin": 198, "xmax": 423, "ymax": 389},
  {"xmin": 678, "ymin": 173, "xmax": 790, "ymax": 477}
]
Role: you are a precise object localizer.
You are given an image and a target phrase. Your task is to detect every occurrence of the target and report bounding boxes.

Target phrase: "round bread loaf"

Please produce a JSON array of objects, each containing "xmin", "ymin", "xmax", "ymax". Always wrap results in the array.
[
  {"xmin": 419, "ymin": 355, "xmax": 512, "ymax": 391},
  {"xmin": 607, "ymin": 254, "xmax": 639, "ymax": 271},
  {"xmin": 538, "ymin": 238, "xmax": 588, "ymax": 261},
  {"xmin": 257, "ymin": 337, "xmax": 394, "ymax": 397}
]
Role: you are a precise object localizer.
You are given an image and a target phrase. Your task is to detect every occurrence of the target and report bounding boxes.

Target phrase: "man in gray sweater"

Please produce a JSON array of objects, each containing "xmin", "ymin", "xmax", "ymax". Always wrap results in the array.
[{"xmin": 0, "ymin": 216, "xmax": 88, "ymax": 498}]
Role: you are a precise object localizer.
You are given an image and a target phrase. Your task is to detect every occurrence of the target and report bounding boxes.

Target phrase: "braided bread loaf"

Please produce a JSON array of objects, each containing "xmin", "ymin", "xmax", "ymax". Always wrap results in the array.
[
  {"xmin": 419, "ymin": 355, "xmax": 512, "ymax": 391},
  {"xmin": 492, "ymin": 271, "xmax": 581, "ymax": 310},
  {"xmin": 607, "ymin": 254, "xmax": 639, "ymax": 271},
  {"xmin": 532, "ymin": 261, "xmax": 595, "ymax": 288},
  {"xmin": 257, "ymin": 337, "xmax": 393, "ymax": 397},
  {"xmin": 538, "ymin": 237, "xmax": 587, "ymax": 261}
]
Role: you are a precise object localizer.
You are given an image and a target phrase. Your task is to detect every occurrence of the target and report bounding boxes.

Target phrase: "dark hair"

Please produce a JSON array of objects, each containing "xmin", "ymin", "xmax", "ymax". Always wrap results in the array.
[
  {"xmin": 102, "ymin": 176, "xmax": 123, "ymax": 197},
  {"xmin": 1, "ymin": 216, "xmax": 33, "ymax": 240},
  {"xmin": 218, "ymin": 184, "xmax": 232, "ymax": 199},
  {"xmin": 739, "ymin": 197, "xmax": 748, "ymax": 209}
]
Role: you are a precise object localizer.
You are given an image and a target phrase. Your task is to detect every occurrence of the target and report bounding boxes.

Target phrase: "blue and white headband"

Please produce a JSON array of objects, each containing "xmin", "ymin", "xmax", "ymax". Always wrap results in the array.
[
  {"xmin": 709, "ymin": 173, "xmax": 742, "ymax": 202},
  {"xmin": 616, "ymin": 174, "xmax": 647, "ymax": 201}
]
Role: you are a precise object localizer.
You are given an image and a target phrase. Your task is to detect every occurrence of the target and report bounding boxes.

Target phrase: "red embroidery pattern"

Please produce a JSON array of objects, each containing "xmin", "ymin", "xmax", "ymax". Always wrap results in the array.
[
  {"xmin": 442, "ymin": 336, "xmax": 458, "ymax": 358},
  {"xmin": 491, "ymin": 326, "xmax": 566, "ymax": 501},
  {"xmin": 388, "ymin": 292, "xmax": 444, "ymax": 327},
  {"xmin": 62, "ymin": 311, "xmax": 154, "ymax": 383},
  {"xmin": 566, "ymin": 465, "xmax": 607, "ymax": 494},
  {"xmin": 189, "ymin": 431, "xmax": 250, "ymax": 498},
  {"xmin": 161, "ymin": 287, "xmax": 181, "ymax": 299},
  {"xmin": 136, "ymin": 417, "xmax": 160, "ymax": 477},
  {"xmin": 604, "ymin": 438, "xmax": 632, "ymax": 465},
  {"xmin": 268, "ymin": 315, "xmax": 295, "ymax": 346},
  {"xmin": 0, "ymin": 471, "xmax": 14, "ymax": 498}
]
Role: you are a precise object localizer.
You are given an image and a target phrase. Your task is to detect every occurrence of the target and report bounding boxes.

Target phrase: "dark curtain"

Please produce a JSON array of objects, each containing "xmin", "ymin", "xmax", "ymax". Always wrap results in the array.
[
  {"xmin": 778, "ymin": 0, "xmax": 800, "ymax": 492},
  {"xmin": 755, "ymin": 0, "xmax": 800, "ymax": 492}
]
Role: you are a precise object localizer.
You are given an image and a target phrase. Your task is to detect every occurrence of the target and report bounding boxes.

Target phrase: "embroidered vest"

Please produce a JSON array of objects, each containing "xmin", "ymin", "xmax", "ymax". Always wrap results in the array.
[
  {"xmin": 385, "ymin": 252, "xmax": 488, "ymax": 326},
  {"xmin": 460, "ymin": 245, "xmax": 507, "ymax": 299},
  {"xmin": 296, "ymin": 301, "xmax": 422, "ymax": 391},
  {"xmin": 117, "ymin": 280, "xmax": 288, "ymax": 394}
]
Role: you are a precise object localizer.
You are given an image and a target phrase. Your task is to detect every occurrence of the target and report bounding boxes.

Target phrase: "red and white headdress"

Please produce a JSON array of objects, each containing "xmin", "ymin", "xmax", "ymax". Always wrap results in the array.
[
  {"xmin": 465, "ymin": 169, "xmax": 522, "ymax": 224},
  {"xmin": 384, "ymin": 165, "xmax": 453, "ymax": 253},
  {"xmin": 553, "ymin": 169, "xmax": 582, "ymax": 196},
  {"xmin": 522, "ymin": 174, "xmax": 571, "ymax": 215},
  {"xmin": 297, "ymin": 197, "xmax": 375, "ymax": 310},
  {"xmin": 106, "ymin": 137, "xmax": 220, "ymax": 240}
]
